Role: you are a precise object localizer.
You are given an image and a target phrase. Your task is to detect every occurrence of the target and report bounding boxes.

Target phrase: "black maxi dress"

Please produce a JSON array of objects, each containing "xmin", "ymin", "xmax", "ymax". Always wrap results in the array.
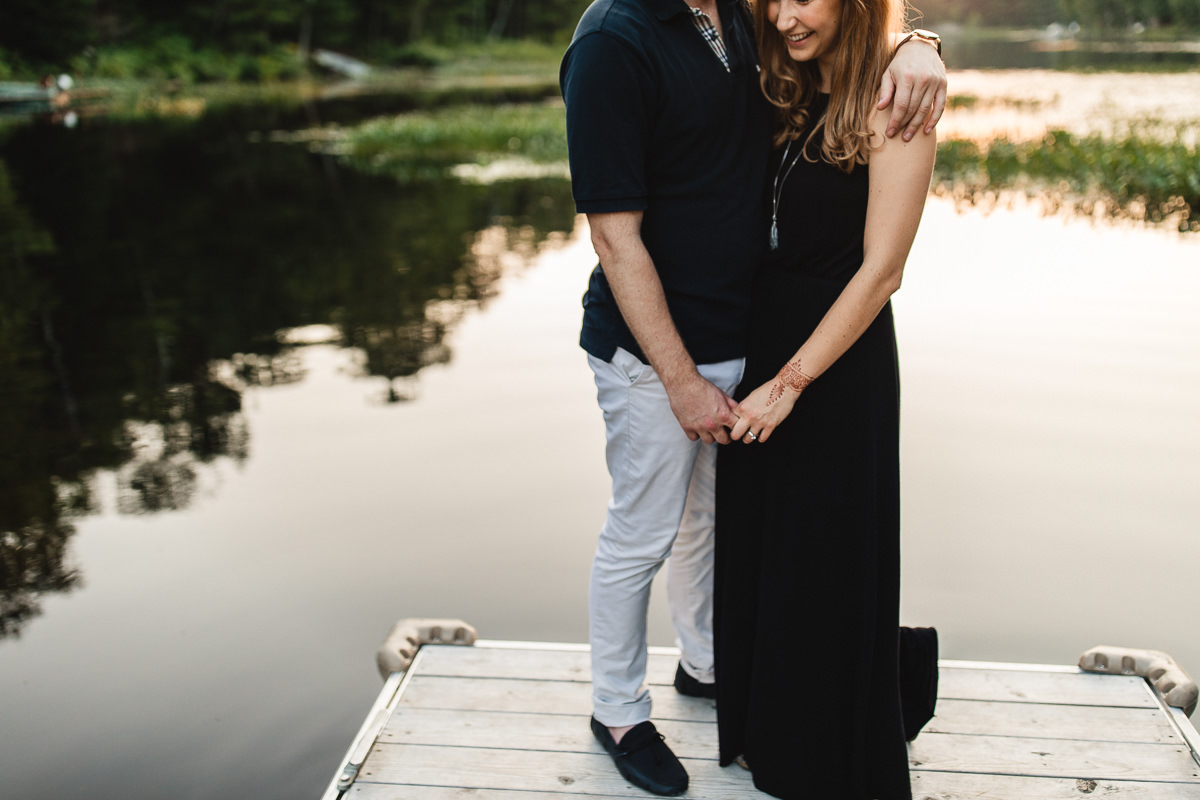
[{"xmin": 714, "ymin": 95, "xmax": 911, "ymax": 800}]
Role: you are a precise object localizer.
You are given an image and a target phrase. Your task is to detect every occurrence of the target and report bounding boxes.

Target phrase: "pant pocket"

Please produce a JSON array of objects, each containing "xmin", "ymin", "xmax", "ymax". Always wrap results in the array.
[{"xmin": 609, "ymin": 346, "xmax": 646, "ymax": 386}]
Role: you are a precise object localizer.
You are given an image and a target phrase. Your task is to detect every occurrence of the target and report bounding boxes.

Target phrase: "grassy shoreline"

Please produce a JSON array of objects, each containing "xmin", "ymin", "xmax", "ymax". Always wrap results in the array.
[{"xmin": 323, "ymin": 98, "xmax": 1198, "ymax": 233}]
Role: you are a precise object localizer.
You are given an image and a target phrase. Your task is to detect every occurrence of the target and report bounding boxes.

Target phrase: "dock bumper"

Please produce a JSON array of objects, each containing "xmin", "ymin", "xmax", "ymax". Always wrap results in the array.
[
  {"xmin": 322, "ymin": 618, "xmax": 477, "ymax": 800},
  {"xmin": 1079, "ymin": 645, "xmax": 1198, "ymax": 716}
]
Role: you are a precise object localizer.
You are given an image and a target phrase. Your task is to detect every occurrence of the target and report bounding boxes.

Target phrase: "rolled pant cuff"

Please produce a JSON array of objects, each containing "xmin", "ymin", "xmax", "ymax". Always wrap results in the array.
[{"xmin": 592, "ymin": 697, "xmax": 653, "ymax": 729}]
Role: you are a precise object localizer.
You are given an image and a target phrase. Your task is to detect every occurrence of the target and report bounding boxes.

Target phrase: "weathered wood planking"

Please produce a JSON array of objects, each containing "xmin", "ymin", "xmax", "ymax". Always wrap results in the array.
[
  {"xmin": 938, "ymin": 665, "xmax": 1154, "ymax": 708},
  {"xmin": 908, "ymin": 773, "xmax": 1200, "ymax": 800},
  {"xmin": 329, "ymin": 643, "xmax": 1200, "ymax": 800},
  {"xmin": 381, "ymin": 708, "xmax": 717, "ymax": 758},
  {"xmin": 377, "ymin": 705, "xmax": 1197, "ymax": 783},
  {"xmin": 354, "ymin": 744, "xmax": 757, "ymax": 797},
  {"xmin": 352, "ymin": 742, "xmax": 1200, "ymax": 799},
  {"xmin": 908, "ymin": 731, "xmax": 1199, "ymax": 782},
  {"xmin": 416, "ymin": 644, "xmax": 679, "ymax": 684},
  {"xmin": 394, "ymin": 675, "xmax": 715, "ymax": 722},
  {"xmin": 419, "ymin": 644, "xmax": 1158, "ymax": 708},
  {"xmin": 927, "ymin": 698, "xmax": 1180, "ymax": 743},
  {"xmin": 391, "ymin": 675, "xmax": 1179, "ymax": 745},
  {"xmin": 350, "ymin": 788, "xmax": 652, "ymax": 800},
  {"xmin": 349, "ymin": 777, "xmax": 1200, "ymax": 800},
  {"xmin": 381, "ymin": 701, "xmax": 1183, "ymax": 758}
]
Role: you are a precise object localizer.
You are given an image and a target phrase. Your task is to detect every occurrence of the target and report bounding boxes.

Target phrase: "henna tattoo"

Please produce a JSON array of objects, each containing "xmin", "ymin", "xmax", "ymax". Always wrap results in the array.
[
  {"xmin": 767, "ymin": 380, "xmax": 786, "ymax": 405},
  {"xmin": 766, "ymin": 359, "xmax": 815, "ymax": 406}
]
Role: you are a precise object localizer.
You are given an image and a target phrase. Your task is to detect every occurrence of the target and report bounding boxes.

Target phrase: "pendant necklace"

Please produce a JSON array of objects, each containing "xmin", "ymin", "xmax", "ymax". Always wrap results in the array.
[{"xmin": 769, "ymin": 137, "xmax": 805, "ymax": 251}]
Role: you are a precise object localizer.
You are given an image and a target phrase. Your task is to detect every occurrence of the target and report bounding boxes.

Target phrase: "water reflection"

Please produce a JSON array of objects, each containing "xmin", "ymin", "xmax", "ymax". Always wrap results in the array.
[
  {"xmin": 942, "ymin": 33, "xmax": 1200, "ymax": 71},
  {"xmin": 0, "ymin": 108, "xmax": 576, "ymax": 639},
  {"xmin": 0, "ymin": 520, "xmax": 81, "ymax": 638}
]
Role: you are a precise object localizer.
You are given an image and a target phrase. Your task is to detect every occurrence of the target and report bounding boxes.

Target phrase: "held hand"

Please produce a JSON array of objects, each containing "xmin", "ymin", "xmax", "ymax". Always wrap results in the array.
[
  {"xmin": 667, "ymin": 373, "xmax": 739, "ymax": 445},
  {"xmin": 878, "ymin": 41, "xmax": 947, "ymax": 141},
  {"xmin": 729, "ymin": 377, "xmax": 798, "ymax": 445}
]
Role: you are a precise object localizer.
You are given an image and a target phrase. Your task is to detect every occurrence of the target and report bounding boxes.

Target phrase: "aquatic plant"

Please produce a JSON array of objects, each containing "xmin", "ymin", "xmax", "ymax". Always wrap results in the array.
[
  {"xmin": 934, "ymin": 122, "xmax": 1200, "ymax": 232},
  {"xmin": 946, "ymin": 92, "xmax": 1055, "ymax": 111},
  {"xmin": 339, "ymin": 101, "xmax": 567, "ymax": 180}
]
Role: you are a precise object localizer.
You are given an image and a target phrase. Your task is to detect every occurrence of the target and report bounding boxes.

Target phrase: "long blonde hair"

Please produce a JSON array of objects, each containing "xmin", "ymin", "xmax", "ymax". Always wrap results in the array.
[{"xmin": 753, "ymin": 0, "xmax": 907, "ymax": 172}]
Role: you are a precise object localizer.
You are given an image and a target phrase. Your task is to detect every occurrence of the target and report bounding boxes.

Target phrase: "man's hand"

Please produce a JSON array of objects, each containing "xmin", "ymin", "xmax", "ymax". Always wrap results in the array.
[
  {"xmin": 666, "ymin": 372, "xmax": 740, "ymax": 445},
  {"xmin": 878, "ymin": 40, "xmax": 947, "ymax": 141}
]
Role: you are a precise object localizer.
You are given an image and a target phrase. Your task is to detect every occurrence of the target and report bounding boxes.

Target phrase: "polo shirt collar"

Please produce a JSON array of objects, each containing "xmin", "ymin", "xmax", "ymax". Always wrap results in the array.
[{"xmin": 648, "ymin": 0, "xmax": 724, "ymax": 21}]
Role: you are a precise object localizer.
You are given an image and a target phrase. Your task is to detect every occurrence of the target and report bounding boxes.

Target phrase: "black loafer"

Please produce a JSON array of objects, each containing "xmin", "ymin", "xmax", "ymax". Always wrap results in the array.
[
  {"xmin": 673, "ymin": 661, "xmax": 716, "ymax": 699},
  {"xmin": 591, "ymin": 717, "xmax": 689, "ymax": 796}
]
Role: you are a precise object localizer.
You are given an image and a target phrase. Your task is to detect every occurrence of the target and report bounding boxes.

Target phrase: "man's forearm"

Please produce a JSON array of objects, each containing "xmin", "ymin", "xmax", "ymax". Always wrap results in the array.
[
  {"xmin": 588, "ymin": 214, "xmax": 699, "ymax": 390},
  {"xmin": 587, "ymin": 211, "xmax": 738, "ymax": 444}
]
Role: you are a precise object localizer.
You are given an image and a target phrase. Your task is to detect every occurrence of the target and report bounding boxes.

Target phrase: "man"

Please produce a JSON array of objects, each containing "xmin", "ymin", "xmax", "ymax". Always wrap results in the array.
[{"xmin": 560, "ymin": 0, "xmax": 945, "ymax": 794}]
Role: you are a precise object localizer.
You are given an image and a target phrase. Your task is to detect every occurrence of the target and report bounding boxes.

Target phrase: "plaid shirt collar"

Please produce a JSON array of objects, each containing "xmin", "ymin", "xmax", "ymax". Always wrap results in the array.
[{"xmin": 687, "ymin": 6, "xmax": 731, "ymax": 72}]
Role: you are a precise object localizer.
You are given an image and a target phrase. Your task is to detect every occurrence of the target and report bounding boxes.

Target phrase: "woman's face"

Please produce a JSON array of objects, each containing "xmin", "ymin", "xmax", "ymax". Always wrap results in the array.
[{"xmin": 766, "ymin": 0, "xmax": 843, "ymax": 72}]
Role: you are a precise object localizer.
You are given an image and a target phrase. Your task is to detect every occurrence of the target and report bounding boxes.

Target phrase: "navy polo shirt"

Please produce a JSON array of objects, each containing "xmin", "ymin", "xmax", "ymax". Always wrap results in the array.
[{"xmin": 560, "ymin": 0, "xmax": 771, "ymax": 365}]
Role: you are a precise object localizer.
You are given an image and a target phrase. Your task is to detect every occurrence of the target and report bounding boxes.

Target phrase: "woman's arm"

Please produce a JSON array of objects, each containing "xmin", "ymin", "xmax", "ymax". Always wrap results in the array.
[{"xmin": 729, "ymin": 110, "xmax": 936, "ymax": 444}]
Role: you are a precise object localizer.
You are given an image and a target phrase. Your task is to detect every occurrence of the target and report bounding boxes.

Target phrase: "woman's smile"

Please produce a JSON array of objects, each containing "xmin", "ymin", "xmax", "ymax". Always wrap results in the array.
[{"xmin": 768, "ymin": 0, "xmax": 843, "ymax": 77}]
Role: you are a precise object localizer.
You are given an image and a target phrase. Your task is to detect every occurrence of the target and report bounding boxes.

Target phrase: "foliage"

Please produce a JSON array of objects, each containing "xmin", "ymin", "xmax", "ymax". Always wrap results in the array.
[
  {"xmin": 0, "ymin": 0, "xmax": 96, "ymax": 65},
  {"xmin": 341, "ymin": 101, "xmax": 568, "ymax": 178},
  {"xmin": 0, "ymin": 0, "xmax": 590, "ymax": 78},
  {"xmin": 0, "ymin": 48, "xmax": 32, "ymax": 82},
  {"xmin": 912, "ymin": 0, "xmax": 1200, "ymax": 28},
  {"xmin": 934, "ymin": 124, "xmax": 1200, "ymax": 231},
  {"xmin": 70, "ymin": 39, "xmax": 302, "ymax": 83}
]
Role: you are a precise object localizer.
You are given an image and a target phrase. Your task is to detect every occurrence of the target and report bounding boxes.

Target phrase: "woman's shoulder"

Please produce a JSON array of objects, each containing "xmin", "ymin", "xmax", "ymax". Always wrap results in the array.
[{"xmin": 867, "ymin": 103, "xmax": 937, "ymax": 160}]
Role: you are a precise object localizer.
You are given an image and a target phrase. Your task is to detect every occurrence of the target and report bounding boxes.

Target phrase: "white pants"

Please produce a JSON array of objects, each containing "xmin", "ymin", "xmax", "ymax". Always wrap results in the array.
[{"xmin": 587, "ymin": 347, "xmax": 744, "ymax": 727}]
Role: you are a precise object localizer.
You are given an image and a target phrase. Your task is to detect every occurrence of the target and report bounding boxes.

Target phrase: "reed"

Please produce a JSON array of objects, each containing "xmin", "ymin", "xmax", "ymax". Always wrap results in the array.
[
  {"xmin": 935, "ymin": 122, "xmax": 1200, "ymax": 232},
  {"xmin": 341, "ymin": 102, "xmax": 567, "ymax": 179},
  {"xmin": 333, "ymin": 100, "xmax": 1199, "ymax": 233}
]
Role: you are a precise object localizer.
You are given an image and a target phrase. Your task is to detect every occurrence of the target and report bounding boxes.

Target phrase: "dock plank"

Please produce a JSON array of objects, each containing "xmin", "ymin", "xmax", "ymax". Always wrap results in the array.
[
  {"xmin": 398, "ymin": 675, "xmax": 716, "ymax": 722},
  {"xmin": 380, "ymin": 708, "xmax": 718, "ymax": 760},
  {"xmin": 352, "ymin": 743, "xmax": 1200, "ymax": 800},
  {"xmin": 909, "ymin": 773, "xmax": 1200, "ymax": 800},
  {"xmin": 381, "ymin": 702, "xmax": 1184, "ymax": 762},
  {"xmin": 910, "ymin": 731, "xmax": 1199, "ymax": 782},
  {"xmin": 416, "ymin": 645, "xmax": 678, "ymax": 685},
  {"xmin": 350, "ymin": 788, "xmax": 653, "ymax": 800},
  {"xmin": 357, "ymin": 743, "xmax": 760, "ymax": 797},
  {"xmin": 939, "ymin": 666, "xmax": 1153, "ymax": 708},
  {"xmin": 350, "ymin": 776, "xmax": 1200, "ymax": 800},
  {"xmin": 928, "ymin": 698, "xmax": 1180, "ymax": 743},
  {"xmin": 414, "ymin": 646, "xmax": 1156, "ymax": 708},
  {"xmin": 378, "ymin": 708, "xmax": 1198, "ymax": 783}
]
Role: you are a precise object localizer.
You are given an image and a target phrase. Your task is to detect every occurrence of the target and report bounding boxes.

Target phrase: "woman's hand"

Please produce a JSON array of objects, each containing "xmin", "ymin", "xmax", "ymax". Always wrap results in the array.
[{"xmin": 729, "ymin": 377, "xmax": 799, "ymax": 445}]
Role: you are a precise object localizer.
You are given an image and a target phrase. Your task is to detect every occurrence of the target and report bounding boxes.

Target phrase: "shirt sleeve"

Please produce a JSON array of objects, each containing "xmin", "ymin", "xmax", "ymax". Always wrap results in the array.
[{"xmin": 560, "ymin": 32, "xmax": 653, "ymax": 214}]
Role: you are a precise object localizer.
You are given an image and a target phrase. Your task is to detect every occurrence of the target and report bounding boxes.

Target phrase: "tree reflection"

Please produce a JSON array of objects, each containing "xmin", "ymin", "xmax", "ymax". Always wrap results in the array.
[
  {"xmin": 0, "ymin": 520, "xmax": 81, "ymax": 638},
  {"xmin": 115, "ymin": 376, "xmax": 250, "ymax": 515},
  {"xmin": 0, "ymin": 105, "xmax": 577, "ymax": 639}
]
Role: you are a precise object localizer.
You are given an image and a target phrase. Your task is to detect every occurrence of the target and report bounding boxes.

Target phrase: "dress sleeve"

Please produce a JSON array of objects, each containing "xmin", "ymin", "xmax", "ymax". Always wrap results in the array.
[{"xmin": 561, "ymin": 32, "xmax": 654, "ymax": 214}]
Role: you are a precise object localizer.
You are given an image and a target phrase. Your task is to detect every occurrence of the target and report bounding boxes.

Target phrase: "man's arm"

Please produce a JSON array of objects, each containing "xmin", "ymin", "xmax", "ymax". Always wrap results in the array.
[
  {"xmin": 878, "ymin": 32, "xmax": 948, "ymax": 141},
  {"xmin": 587, "ymin": 211, "xmax": 738, "ymax": 445}
]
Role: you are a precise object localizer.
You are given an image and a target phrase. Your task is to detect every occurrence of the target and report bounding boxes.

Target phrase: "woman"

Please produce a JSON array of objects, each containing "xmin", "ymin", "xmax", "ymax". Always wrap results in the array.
[{"xmin": 713, "ymin": 0, "xmax": 936, "ymax": 797}]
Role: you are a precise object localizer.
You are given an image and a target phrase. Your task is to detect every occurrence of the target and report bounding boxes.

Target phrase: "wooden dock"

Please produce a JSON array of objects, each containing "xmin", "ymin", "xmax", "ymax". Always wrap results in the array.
[{"xmin": 322, "ymin": 640, "xmax": 1200, "ymax": 799}]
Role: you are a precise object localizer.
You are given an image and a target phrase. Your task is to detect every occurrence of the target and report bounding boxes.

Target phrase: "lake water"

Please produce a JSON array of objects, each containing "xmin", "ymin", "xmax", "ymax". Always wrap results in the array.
[{"xmin": 1, "ymin": 68, "xmax": 1198, "ymax": 799}]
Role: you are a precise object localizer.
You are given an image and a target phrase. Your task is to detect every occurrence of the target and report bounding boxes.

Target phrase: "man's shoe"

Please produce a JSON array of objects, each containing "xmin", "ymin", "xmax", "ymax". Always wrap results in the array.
[
  {"xmin": 673, "ymin": 661, "xmax": 716, "ymax": 700},
  {"xmin": 590, "ymin": 717, "xmax": 689, "ymax": 796}
]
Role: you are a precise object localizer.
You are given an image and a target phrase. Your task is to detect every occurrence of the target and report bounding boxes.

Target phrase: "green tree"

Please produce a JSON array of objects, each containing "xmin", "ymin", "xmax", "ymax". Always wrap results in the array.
[{"xmin": 0, "ymin": 0, "xmax": 96, "ymax": 66}]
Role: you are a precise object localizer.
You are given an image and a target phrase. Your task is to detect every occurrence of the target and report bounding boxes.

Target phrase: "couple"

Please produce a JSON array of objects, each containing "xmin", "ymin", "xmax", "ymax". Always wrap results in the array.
[{"xmin": 561, "ymin": 0, "xmax": 941, "ymax": 797}]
